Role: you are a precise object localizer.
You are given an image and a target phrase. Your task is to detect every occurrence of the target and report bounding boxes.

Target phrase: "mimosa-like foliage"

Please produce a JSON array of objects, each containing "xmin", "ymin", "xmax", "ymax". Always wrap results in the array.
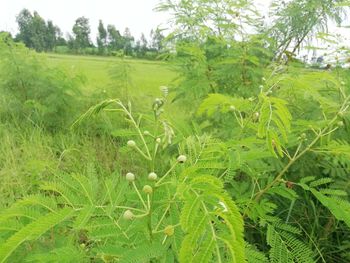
[
  {"xmin": 1, "ymin": 0, "xmax": 350, "ymax": 262},
  {"xmin": 0, "ymin": 33, "xmax": 82, "ymax": 131}
]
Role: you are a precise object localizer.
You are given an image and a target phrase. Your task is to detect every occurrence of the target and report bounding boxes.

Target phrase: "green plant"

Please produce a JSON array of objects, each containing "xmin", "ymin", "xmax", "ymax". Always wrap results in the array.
[
  {"xmin": 0, "ymin": 97, "xmax": 245, "ymax": 262},
  {"xmin": 197, "ymin": 65, "xmax": 350, "ymax": 262},
  {"xmin": 0, "ymin": 33, "xmax": 82, "ymax": 131}
]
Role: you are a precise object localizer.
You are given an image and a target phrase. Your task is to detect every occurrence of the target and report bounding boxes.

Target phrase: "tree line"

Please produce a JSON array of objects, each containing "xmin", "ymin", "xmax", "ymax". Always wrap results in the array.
[{"xmin": 11, "ymin": 9, "xmax": 165, "ymax": 59}]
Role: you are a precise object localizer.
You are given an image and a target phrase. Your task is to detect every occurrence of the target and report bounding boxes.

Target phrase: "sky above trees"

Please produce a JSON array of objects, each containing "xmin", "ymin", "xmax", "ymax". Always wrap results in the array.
[
  {"xmin": 1, "ymin": 0, "xmax": 169, "ymax": 41},
  {"xmin": 1, "ymin": 0, "xmax": 349, "ymax": 49}
]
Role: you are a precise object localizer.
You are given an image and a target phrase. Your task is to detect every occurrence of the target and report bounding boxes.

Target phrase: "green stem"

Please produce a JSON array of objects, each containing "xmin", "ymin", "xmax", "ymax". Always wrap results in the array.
[
  {"xmin": 252, "ymin": 96, "xmax": 350, "ymax": 204},
  {"xmin": 118, "ymin": 102, "xmax": 152, "ymax": 160},
  {"xmin": 132, "ymin": 182, "xmax": 148, "ymax": 210},
  {"xmin": 155, "ymin": 162, "xmax": 178, "ymax": 187},
  {"xmin": 285, "ymin": 199, "xmax": 295, "ymax": 223}
]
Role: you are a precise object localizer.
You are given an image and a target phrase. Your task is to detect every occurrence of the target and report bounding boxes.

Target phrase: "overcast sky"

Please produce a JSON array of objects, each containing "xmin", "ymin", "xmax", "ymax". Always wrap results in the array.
[
  {"xmin": 0, "ymin": 0, "xmax": 349, "ymax": 49},
  {"xmin": 0, "ymin": 0, "xmax": 170, "ymax": 41}
]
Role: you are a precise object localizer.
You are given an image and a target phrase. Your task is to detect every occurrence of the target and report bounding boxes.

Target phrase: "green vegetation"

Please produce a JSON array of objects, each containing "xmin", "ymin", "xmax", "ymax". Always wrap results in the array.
[
  {"xmin": 1, "ymin": 0, "xmax": 350, "ymax": 262},
  {"xmin": 12, "ymin": 9, "xmax": 165, "ymax": 58}
]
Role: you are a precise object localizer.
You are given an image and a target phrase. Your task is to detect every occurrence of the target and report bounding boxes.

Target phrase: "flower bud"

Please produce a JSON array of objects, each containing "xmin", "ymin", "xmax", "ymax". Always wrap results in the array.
[
  {"xmin": 143, "ymin": 130, "xmax": 150, "ymax": 136},
  {"xmin": 127, "ymin": 140, "xmax": 136, "ymax": 147},
  {"xmin": 126, "ymin": 172, "xmax": 135, "ymax": 182},
  {"xmin": 177, "ymin": 155, "xmax": 187, "ymax": 163},
  {"xmin": 143, "ymin": 185, "xmax": 153, "ymax": 194},
  {"xmin": 337, "ymin": 121, "xmax": 344, "ymax": 127},
  {"xmin": 123, "ymin": 210, "xmax": 134, "ymax": 220},
  {"xmin": 164, "ymin": 225, "xmax": 174, "ymax": 236},
  {"xmin": 148, "ymin": 172, "xmax": 158, "ymax": 181},
  {"xmin": 229, "ymin": 105, "xmax": 236, "ymax": 111}
]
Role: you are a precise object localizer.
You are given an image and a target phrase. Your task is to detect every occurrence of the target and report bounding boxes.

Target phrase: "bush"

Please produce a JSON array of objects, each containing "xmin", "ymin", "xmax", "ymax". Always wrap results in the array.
[{"xmin": 0, "ymin": 33, "xmax": 83, "ymax": 131}]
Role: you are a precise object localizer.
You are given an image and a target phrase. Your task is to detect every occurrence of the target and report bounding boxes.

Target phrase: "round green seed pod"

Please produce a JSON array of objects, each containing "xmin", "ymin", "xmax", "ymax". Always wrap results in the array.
[
  {"xmin": 143, "ymin": 185, "xmax": 153, "ymax": 194},
  {"xmin": 126, "ymin": 172, "xmax": 135, "ymax": 182},
  {"xmin": 164, "ymin": 225, "xmax": 174, "ymax": 236},
  {"xmin": 127, "ymin": 140, "xmax": 136, "ymax": 147},
  {"xmin": 177, "ymin": 155, "xmax": 187, "ymax": 163},
  {"xmin": 123, "ymin": 210, "xmax": 134, "ymax": 220},
  {"xmin": 148, "ymin": 172, "xmax": 158, "ymax": 181}
]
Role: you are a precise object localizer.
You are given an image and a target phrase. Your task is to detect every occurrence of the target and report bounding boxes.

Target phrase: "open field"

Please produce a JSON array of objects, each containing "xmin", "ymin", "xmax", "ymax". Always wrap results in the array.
[{"xmin": 46, "ymin": 53, "xmax": 177, "ymax": 96}]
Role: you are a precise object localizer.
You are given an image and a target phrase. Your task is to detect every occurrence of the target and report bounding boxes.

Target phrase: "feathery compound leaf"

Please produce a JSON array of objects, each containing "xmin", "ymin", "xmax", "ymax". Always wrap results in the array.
[
  {"xmin": 71, "ymin": 99, "xmax": 120, "ymax": 128},
  {"xmin": 25, "ymin": 245, "xmax": 85, "ymax": 263},
  {"xmin": 179, "ymin": 174, "xmax": 245, "ymax": 262},
  {"xmin": 119, "ymin": 242, "xmax": 167, "ymax": 263},
  {"xmin": 299, "ymin": 178, "xmax": 350, "ymax": 228},
  {"xmin": 310, "ymin": 189, "xmax": 350, "ymax": 228},
  {"xmin": 258, "ymin": 94, "xmax": 292, "ymax": 157},
  {"xmin": 0, "ymin": 207, "xmax": 74, "ymax": 263},
  {"xmin": 245, "ymin": 243, "xmax": 269, "ymax": 263},
  {"xmin": 197, "ymin": 94, "xmax": 252, "ymax": 116},
  {"xmin": 267, "ymin": 223, "xmax": 314, "ymax": 263}
]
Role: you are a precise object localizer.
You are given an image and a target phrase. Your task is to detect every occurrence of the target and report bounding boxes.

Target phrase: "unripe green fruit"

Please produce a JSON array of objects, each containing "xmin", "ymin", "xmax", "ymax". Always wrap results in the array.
[
  {"xmin": 301, "ymin": 133, "xmax": 307, "ymax": 139},
  {"xmin": 143, "ymin": 185, "xmax": 153, "ymax": 194},
  {"xmin": 127, "ymin": 140, "xmax": 136, "ymax": 147},
  {"xmin": 164, "ymin": 225, "xmax": 174, "ymax": 236},
  {"xmin": 123, "ymin": 210, "xmax": 134, "ymax": 220},
  {"xmin": 156, "ymin": 138, "xmax": 161, "ymax": 144},
  {"xmin": 337, "ymin": 121, "xmax": 344, "ymax": 127},
  {"xmin": 144, "ymin": 130, "xmax": 150, "ymax": 136},
  {"xmin": 126, "ymin": 172, "xmax": 135, "ymax": 182},
  {"xmin": 229, "ymin": 105, "xmax": 236, "ymax": 111},
  {"xmin": 177, "ymin": 155, "xmax": 187, "ymax": 163},
  {"xmin": 148, "ymin": 172, "xmax": 158, "ymax": 181}
]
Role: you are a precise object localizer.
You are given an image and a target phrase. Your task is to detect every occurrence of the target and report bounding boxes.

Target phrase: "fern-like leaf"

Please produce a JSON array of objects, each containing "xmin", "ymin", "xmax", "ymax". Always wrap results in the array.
[{"xmin": 0, "ymin": 207, "xmax": 74, "ymax": 263}]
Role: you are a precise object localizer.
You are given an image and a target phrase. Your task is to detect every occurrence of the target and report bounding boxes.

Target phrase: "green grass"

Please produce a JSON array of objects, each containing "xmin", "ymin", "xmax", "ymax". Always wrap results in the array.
[
  {"xmin": 46, "ymin": 53, "xmax": 177, "ymax": 96},
  {"xmin": 0, "ymin": 54, "xmax": 189, "ymax": 208},
  {"xmin": 45, "ymin": 53, "xmax": 191, "ymax": 134}
]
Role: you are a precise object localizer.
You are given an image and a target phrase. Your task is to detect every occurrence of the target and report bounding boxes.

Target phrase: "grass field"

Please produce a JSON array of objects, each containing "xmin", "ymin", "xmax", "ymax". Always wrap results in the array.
[
  {"xmin": 0, "ymin": 53, "xmax": 181, "ymax": 205},
  {"xmin": 46, "ymin": 53, "xmax": 177, "ymax": 96},
  {"xmin": 45, "ymin": 54, "xmax": 194, "ymax": 135}
]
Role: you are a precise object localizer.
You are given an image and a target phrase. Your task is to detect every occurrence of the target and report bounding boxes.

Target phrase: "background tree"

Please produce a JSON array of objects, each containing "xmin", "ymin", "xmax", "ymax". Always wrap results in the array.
[
  {"xmin": 122, "ymin": 27, "xmax": 134, "ymax": 56},
  {"xmin": 56, "ymin": 27, "xmax": 67, "ymax": 46},
  {"xmin": 72, "ymin": 16, "xmax": 91, "ymax": 52},
  {"xmin": 150, "ymin": 28, "xmax": 164, "ymax": 52},
  {"xmin": 107, "ymin": 24, "xmax": 123, "ymax": 52},
  {"xmin": 45, "ymin": 20, "xmax": 58, "ymax": 51},
  {"xmin": 15, "ymin": 9, "xmax": 33, "ymax": 48},
  {"xmin": 30, "ymin": 11, "xmax": 47, "ymax": 52},
  {"xmin": 15, "ymin": 9, "xmax": 62, "ymax": 52},
  {"xmin": 269, "ymin": 0, "xmax": 347, "ymax": 61},
  {"xmin": 140, "ymin": 33, "xmax": 148, "ymax": 56},
  {"xmin": 97, "ymin": 19, "xmax": 107, "ymax": 55}
]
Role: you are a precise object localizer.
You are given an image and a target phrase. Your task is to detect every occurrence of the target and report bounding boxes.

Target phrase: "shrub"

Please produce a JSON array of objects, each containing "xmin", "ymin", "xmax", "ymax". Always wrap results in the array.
[{"xmin": 0, "ymin": 33, "xmax": 82, "ymax": 131}]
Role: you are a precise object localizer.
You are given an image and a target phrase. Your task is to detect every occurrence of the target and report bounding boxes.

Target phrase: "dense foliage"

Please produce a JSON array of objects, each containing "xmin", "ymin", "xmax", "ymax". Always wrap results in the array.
[
  {"xmin": 0, "ymin": 0, "xmax": 350, "ymax": 262},
  {"xmin": 0, "ymin": 33, "xmax": 82, "ymax": 131}
]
